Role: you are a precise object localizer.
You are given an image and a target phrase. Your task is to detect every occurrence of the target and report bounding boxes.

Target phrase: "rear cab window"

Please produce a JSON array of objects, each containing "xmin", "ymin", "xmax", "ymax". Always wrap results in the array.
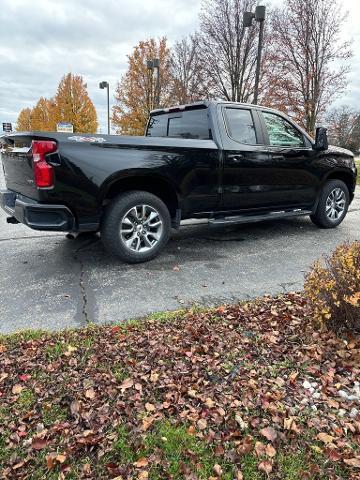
[
  {"xmin": 146, "ymin": 107, "xmax": 211, "ymax": 139},
  {"xmin": 224, "ymin": 108, "xmax": 258, "ymax": 144}
]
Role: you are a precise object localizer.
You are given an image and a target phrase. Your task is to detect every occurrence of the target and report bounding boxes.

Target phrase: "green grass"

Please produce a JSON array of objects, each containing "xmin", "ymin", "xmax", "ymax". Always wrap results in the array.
[
  {"xmin": 107, "ymin": 421, "xmax": 235, "ymax": 480},
  {"xmin": 16, "ymin": 388, "xmax": 36, "ymax": 411}
]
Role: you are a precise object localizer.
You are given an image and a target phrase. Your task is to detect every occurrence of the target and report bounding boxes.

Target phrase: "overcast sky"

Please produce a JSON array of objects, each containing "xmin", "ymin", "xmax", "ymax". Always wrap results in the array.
[{"xmin": 0, "ymin": 0, "xmax": 359, "ymax": 132}]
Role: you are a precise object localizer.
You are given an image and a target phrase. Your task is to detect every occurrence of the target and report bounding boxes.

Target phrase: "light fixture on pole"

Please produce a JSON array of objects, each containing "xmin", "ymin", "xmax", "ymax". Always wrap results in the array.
[
  {"xmin": 147, "ymin": 58, "xmax": 160, "ymax": 109},
  {"xmin": 243, "ymin": 5, "xmax": 266, "ymax": 105},
  {"xmin": 99, "ymin": 81, "xmax": 110, "ymax": 135}
]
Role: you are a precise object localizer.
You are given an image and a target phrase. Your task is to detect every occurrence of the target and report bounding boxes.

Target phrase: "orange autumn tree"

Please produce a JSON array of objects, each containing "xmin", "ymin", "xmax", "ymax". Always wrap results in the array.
[
  {"xmin": 53, "ymin": 73, "xmax": 98, "ymax": 133},
  {"xmin": 112, "ymin": 38, "xmax": 173, "ymax": 136},
  {"xmin": 16, "ymin": 108, "xmax": 33, "ymax": 131},
  {"xmin": 31, "ymin": 97, "xmax": 57, "ymax": 131}
]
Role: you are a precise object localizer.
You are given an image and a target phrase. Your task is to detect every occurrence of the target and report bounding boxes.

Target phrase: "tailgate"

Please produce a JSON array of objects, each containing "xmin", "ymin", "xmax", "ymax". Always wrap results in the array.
[{"xmin": 1, "ymin": 134, "xmax": 40, "ymax": 199}]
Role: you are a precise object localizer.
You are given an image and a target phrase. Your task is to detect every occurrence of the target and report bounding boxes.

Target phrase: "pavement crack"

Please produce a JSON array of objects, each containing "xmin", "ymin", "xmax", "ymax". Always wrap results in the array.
[{"xmin": 72, "ymin": 238, "xmax": 99, "ymax": 324}]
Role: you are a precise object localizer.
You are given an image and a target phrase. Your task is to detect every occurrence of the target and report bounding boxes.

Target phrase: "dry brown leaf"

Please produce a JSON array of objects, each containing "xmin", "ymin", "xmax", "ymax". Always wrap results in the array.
[
  {"xmin": 265, "ymin": 444, "xmax": 276, "ymax": 458},
  {"xmin": 197, "ymin": 418, "xmax": 207, "ymax": 430},
  {"xmin": 255, "ymin": 441, "xmax": 266, "ymax": 457},
  {"xmin": 205, "ymin": 398, "xmax": 215, "ymax": 408},
  {"xmin": 142, "ymin": 416, "xmax": 155, "ymax": 431},
  {"xmin": 213, "ymin": 464, "xmax": 223, "ymax": 476},
  {"xmin": 138, "ymin": 471, "xmax": 149, "ymax": 480},
  {"xmin": 134, "ymin": 458, "xmax": 149, "ymax": 468},
  {"xmin": 317, "ymin": 433, "xmax": 335, "ymax": 444},
  {"xmin": 12, "ymin": 384, "xmax": 23, "ymax": 394},
  {"xmin": 260, "ymin": 427, "xmax": 278, "ymax": 442},
  {"xmin": 85, "ymin": 388, "xmax": 96, "ymax": 399},
  {"xmin": 145, "ymin": 402, "xmax": 155, "ymax": 412},
  {"xmin": 343, "ymin": 457, "xmax": 360, "ymax": 468},
  {"xmin": 32, "ymin": 437, "xmax": 48, "ymax": 450},
  {"xmin": 258, "ymin": 460, "xmax": 273, "ymax": 474},
  {"xmin": 120, "ymin": 378, "xmax": 134, "ymax": 390}
]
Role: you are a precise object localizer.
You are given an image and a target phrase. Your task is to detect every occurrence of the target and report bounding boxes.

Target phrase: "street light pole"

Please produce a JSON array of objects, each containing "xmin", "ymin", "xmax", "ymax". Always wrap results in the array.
[
  {"xmin": 146, "ymin": 58, "xmax": 161, "ymax": 109},
  {"xmin": 99, "ymin": 81, "xmax": 110, "ymax": 135},
  {"xmin": 243, "ymin": 5, "xmax": 266, "ymax": 105}
]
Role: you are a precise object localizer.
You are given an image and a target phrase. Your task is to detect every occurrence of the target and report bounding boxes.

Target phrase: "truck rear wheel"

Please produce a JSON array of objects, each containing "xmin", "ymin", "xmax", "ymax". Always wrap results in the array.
[
  {"xmin": 101, "ymin": 190, "xmax": 171, "ymax": 263},
  {"xmin": 310, "ymin": 179, "xmax": 349, "ymax": 228}
]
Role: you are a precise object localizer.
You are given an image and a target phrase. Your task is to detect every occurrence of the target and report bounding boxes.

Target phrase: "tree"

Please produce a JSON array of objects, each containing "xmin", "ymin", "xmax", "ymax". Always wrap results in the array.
[
  {"xmin": 327, "ymin": 106, "xmax": 360, "ymax": 153},
  {"xmin": 31, "ymin": 97, "xmax": 56, "ymax": 131},
  {"xmin": 170, "ymin": 34, "xmax": 211, "ymax": 104},
  {"xmin": 112, "ymin": 38, "xmax": 173, "ymax": 136},
  {"xmin": 198, "ymin": 0, "xmax": 261, "ymax": 102},
  {"xmin": 53, "ymin": 73, "xmax": 98, "ymax": 133},
  {"xmin": 16, "ymin": 108, "xmax": 33, "ymax": 131},
  {"xmin": 266, "ymin": 0, "xmax": 351, "ymax": 134}
]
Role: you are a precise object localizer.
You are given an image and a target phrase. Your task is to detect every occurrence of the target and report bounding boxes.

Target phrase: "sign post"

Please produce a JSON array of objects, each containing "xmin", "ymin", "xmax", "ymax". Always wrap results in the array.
[
  {"xmin": 56, "ymin": 122, "xmax": 73, "ymax": 133},
  {"xmin": 2, "ymin": 123, "xmax": 12, "ymax": 132}
]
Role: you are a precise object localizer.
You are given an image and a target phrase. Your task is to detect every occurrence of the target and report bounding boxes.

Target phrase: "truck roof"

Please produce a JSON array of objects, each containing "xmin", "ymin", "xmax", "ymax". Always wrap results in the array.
[{"xmin": 150, "ymin": 100, "xmax": 287, "ymax": 116}]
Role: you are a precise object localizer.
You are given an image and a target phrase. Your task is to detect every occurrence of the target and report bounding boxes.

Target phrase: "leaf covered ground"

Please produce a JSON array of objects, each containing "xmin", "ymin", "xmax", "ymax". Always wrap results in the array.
[{"xmin": 0, "ymin": 293, "xmax": 359, "ymax": 479}]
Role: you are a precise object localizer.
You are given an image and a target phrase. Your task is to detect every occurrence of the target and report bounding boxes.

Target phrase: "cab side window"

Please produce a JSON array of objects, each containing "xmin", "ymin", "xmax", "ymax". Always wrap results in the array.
[
  {"xmin": 263, "ymin": 112, "xmax": 305, "ymax": 147},
  {"xmin": 225, "ymin": 108, "xmax": 258, "ymax": 144}
]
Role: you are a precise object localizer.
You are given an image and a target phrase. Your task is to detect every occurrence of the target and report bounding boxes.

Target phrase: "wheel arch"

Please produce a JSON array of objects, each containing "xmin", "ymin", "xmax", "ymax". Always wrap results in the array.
[
  {"xmin": 100, "ymin": 172, "xmax": 181, "ymax": 220},
  {"xmin": 323, "ymin": 169, "xmax": 356, "ymax": 201}
]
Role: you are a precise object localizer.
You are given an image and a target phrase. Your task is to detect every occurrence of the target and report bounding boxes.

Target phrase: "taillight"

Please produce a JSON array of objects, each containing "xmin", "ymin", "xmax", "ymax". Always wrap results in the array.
[{"xmin": 32, "ymin": 140, "xmax": 57, "ymax": 188}]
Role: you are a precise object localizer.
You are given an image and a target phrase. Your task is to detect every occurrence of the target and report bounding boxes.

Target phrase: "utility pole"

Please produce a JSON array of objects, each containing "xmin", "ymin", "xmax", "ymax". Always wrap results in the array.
[
  {"xmin": 243, "ymin": 5, "xmax": 266, "ymax": 105},
  {"xmin": 99, "ymin": 81, "xmax": 110, "ymax": 134}
]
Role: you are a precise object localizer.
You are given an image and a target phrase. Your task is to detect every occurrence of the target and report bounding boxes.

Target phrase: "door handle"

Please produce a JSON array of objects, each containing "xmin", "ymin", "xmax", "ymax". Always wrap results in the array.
[
  {"xmin": 272, "ymin": 155, "xmax": 285, "ymax": 161},
  {"xmin": 228, "ymin": 154, "xmax": 244, "ymax": 164}
]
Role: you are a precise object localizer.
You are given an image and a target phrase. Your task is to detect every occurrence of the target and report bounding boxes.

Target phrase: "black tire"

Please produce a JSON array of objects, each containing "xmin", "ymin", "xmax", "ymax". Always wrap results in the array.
[
  {"xmin": 310, "ymin": 179, "xmax": 349, "ymax": 229},
  {"xmin": 101, "ymin": 190, "xmax": 171, "ymax": 263}
]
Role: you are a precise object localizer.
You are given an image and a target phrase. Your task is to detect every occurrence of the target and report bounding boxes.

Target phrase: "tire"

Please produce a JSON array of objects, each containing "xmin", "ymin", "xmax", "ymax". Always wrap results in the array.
[
  {"xmin": 310, "ymin": 179, "xmax": 349, "ymax": 229},
  {"xmin": 101, "ymin": 190, "xmax": 171, "ymax": 263}
]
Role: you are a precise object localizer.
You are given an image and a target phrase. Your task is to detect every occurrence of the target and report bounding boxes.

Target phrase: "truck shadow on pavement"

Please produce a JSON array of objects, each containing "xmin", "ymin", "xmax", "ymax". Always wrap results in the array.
[{"xmin": 61, "ymin": 215, "xmax": 320, "ymax": 269}]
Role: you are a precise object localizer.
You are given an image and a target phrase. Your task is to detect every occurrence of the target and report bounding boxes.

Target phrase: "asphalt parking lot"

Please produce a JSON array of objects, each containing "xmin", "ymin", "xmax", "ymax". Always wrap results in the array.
[{"xmin": 0, "ymin": 162, "xmax": 359, "ymax": 334}]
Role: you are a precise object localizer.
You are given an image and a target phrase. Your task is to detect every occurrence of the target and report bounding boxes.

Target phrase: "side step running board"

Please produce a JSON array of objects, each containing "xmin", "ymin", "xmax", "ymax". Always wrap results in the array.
[{"xmin": 209, "ymin": 209, "xmax": 313, "ymax": 226}]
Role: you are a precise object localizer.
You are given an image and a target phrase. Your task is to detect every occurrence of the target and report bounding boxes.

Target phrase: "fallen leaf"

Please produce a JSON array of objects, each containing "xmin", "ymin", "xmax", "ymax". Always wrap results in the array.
[
  {"xmin": 205, "ymin": 398, "xmax": 215, "ymax": 408},
  {"xmin": 255, "ymin": 441, "xmax": 266, "ymax": 457},
  {"xmin": 235, "ymin": 413, "xmax": 248, "ymax": 430},
  {"xmin": 85, "ymin": 388, "xmax": 96, "ymax": 399},
  {"xmin": 70, "ymin": 400, "xmax": 80, "ymax": 415},
  {"xmin": 142, "ymin": 416, "xmax": 155, "ymax": 431},
  {"xmin": 317, "ymin": 433, "xmax": 335, "ymax": 444},
  {"xmin": 258, "ymin": 460, "xmax": 273, "ymax": 474},
  {"xmin": 56, "ymin": 454, "xmax": 67, "ymax": 464},
  {"xmin": 260, "ymin": 427, "xmax": 278, "ymax": 442},
  {"xmin": 32, "ymin": 437, "xmax": 48, "ymax": 450},
  {"xmin": 145, "ymin": 402, "xmax": 155, "ymax": 412},
  {"xmin": 120, "ymin": 378, "xmax": 134, "ymax": 390},
  {"xmin": 343, "ymin": 457, "xmax": 360, "ymax": 468},
  {"xmin": 134, "ymin": 458, "xmax": 148, "ymax": 468},
  {"xmin": 138, "ymin": 472, "xmax": 148, "ymax": 480},
  {"xmin": 265, "ymin": 444, "xmax": 276, "ymax": 458},
  {"xmin": 213, "ymin": 464, "xmax": 223, "ymax": 476},
  {"xmin": 12, "ymin": 384, "xmax": 23, "ymax": 394},
  {"xmin": 197, "ymin": 418, "xmax": 207, "ymax": 430}
]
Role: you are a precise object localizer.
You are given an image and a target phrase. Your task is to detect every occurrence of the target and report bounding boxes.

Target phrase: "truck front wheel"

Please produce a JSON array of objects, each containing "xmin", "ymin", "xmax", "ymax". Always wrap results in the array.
[
  {"xmin": 310, "ymin": 179, "xmax": 350, "ymax": 229},
  {"xmin": 101, "ymin": 190, "xmax": 171, "ymax": 263}
]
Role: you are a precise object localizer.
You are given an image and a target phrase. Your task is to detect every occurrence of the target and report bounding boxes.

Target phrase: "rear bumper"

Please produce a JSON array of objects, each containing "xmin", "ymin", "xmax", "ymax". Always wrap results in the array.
[{"xmin": 0, "ymin": 189, "xmax": 75, "ymax": 231}]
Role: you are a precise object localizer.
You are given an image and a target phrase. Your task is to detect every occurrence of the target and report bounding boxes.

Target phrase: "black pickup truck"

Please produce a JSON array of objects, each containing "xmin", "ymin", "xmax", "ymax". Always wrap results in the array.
[{"xmin": 0, "ymin": 101, "xmax": 357, "ymax": 263}]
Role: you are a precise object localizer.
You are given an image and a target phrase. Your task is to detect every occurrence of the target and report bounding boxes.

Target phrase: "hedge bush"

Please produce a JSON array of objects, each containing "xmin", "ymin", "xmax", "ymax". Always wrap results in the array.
[{"xmin": 304, "ymin": 241, "xmax": 360, "ymax": 333}]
